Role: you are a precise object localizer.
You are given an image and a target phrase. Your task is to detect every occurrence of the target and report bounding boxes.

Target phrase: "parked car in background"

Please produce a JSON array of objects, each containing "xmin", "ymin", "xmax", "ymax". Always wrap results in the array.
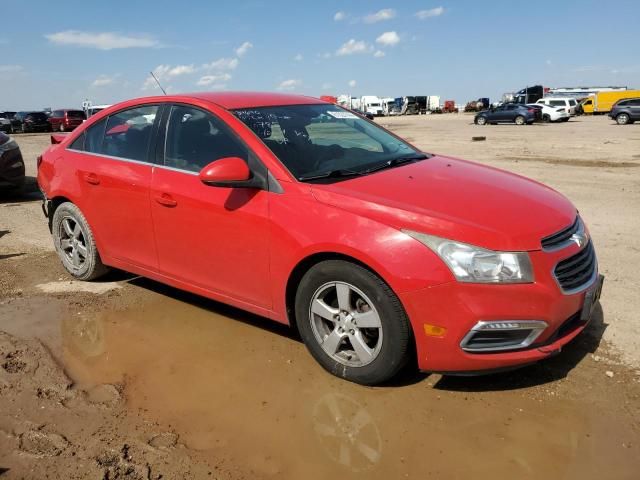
[
  {"xmin": 38, "ymin": 92, "xmax": 602, "ymax": 385},
  {"xmin": 475, "ymin": 103, "xmax": 537, "ymax": 125},
  {"xmin": 0, "ymin": 112, "xmax": 16, "ymax": 133},
  {"xmin": 527, "ymin": 103, "xmax": 570, "ymax": 122},
  {"xmin": 11, "ymin": 111, "xmax": 51, "ymax": 133},
  {"xmin": 0, "ymin": 132, "xmax": 25, "ymax": 190},
  {"xmin": 609, "ymin": 98, "xmax": 640, "ymax": 125},
  {"xmin": 85, "ymin": 104, "xmax": 112, "ymax": 118},
  {"xmin": 48, "ymin": 109, "xmax": 86, "ymax": 131},
  {"xmin": 536, "ymin": 97, "xmax": 578, "ymax": 116}
]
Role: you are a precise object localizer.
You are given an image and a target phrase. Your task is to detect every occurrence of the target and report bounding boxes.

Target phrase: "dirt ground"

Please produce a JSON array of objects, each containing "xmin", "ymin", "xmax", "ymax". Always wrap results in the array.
[{"xmin": 1, "ymin": 114, "xmax": 639, "ymax": 479}]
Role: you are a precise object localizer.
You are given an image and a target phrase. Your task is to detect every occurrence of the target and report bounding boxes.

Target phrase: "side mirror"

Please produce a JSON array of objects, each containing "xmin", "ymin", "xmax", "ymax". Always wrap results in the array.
[{"xmin": 199, "ymin": 157, "xmax": 251, "ymax": 187}]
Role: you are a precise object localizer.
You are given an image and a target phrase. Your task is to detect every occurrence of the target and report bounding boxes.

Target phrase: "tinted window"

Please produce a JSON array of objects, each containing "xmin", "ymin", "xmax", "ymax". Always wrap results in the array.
[
  {"xmin": 549, "ymin": 100, "xmax": 565, "ymax": 106},
  {"xmin": 85, "ymin": 119, "xmax": 107, "ymax": 154},
  {"xmin": 617, "ymin": 100, "xmax": 629, "ymax": 106},
  {"xmin": 630, "ymin": 99, "xmax": 640, "ymax": 106},
  {"xmin": 506, "ymin": 105, "xmax": 517, "ymax": 110},
  {"xmin": 102, "ymin": 105, "xmax": 158, "ymax": 162},
  {"xmin": 69, "ymin": 132, "xmax": 85, "ymax": 151},
  {"xmin": 67, "ymin": 110, "xmax": 85, "ymax": 119},
  {"xmin": 27, "ymin": 112, "xmax": 48, "ymax": 121},
  {"xmin": 52, "ymin": 110, "xmax": 62, "ymax": 117},
  {"xmin": 569, "ymin": 99, "xmax": 577, "ymax": 105},
  {"xmin": 164, "ymin": 105, "xmax": 247, "ymax": 173}
]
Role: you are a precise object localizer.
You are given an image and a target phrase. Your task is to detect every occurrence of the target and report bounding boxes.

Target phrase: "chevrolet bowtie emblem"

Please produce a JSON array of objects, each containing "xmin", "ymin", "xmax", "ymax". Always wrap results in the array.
[{"xmin": 571, "ymin": 231, "xmax": 587, "ymax": 248}]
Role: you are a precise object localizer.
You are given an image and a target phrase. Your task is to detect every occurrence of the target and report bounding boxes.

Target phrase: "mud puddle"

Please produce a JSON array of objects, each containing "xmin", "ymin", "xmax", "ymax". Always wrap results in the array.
[{"xmin": 2, "ymin": 285, "xmax": 637, "ymax": 480}]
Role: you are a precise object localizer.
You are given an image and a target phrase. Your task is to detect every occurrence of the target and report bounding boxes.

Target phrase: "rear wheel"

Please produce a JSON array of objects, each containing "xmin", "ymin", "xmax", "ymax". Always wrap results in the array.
[
  {"xmin": 52, "ymin": 202, "xmax": 109, "ymax": 281},
  {"xmin": 476, "ymin": 116, "xmax": 487, "ymax": 125},
  {"xmin": 295, "ymin": 260, "xmax": 411, "ymax": 385},
  {"xmin": 59, "ymin": 123, "xmax": 65, "ymax": 132},
  {"xmin": 542, "ymin": 114, "xmax": 550, "ymax": 123},
  {"xmin": 616, "ymin": 113, "xmax": 630, "ymax": 125},
  {"xmin": 514, "ymin": 115, "xmax": 526, "ymax": 125}
]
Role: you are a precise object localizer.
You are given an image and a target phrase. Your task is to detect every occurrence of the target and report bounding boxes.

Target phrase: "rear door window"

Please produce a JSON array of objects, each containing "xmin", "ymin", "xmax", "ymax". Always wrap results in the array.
[
  {"xmin": 67, "ymin": 110, "xmax": 86, "ymax": 119},
  {"xmin": 549, "ymin": 100, "xmax": 565, "ymax": 107},
  {"xmin": 102, "ymin": 105, "xmax": 159, "ymax": 162}
]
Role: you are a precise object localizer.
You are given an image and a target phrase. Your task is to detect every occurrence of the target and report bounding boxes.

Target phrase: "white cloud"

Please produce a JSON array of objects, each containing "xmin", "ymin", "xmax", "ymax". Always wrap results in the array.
[
  {"xmin": 202, "ymin": 57, "xmax": 239, "ymax": 71},
  {"xmin": 348, "ymin": 80, "xmax": 357, "ymax": 88},
  {"xmin": 374, "ymin": 50, "xmax": 386, "ymax": 58},
  {"xmin": 376, "ymin": 31, "xmax": 400, "ymax": 47},
  {"xmin": 45, "ymin": 30, "xmax": 158, "ymax": 50},
  {"xmin": 364, "ymin": 8, "xmax": 396, "ymax": 24},
  {"xmin": 321, "ymin": 82, "xmax": 333, "ymax": 90},
  {"xmin": 278, "ymin": 79, "xmax": 301, "ymax": 91},
  {"xmin": 142, "ymin": 64, "xmax": 195, "ymax": 90},
  {"xmin": 91, "ymin": 74, "xmax": 118, "ymax": 87},
  {"xmin": 336, "ymin": 39, "xmax": 372, "ymax": 56},
  {"xmin": 0, "ymin": 65, "xmax": 23, "ymax": 73},
  {"xmin": 197, "ymin": 73, "xmax": 232, "ymax": 86},
  {"xmin": 415, "ymin": 7, "xmax": 444, "ymax": 19},
  {"xmin": 235, "ymin": 41, "xmax": 253, "ymax": 57},
  {"xmin": 294, "ymin": 53, "xmax": 303, "ymax": 61},
  {"xmin": 334, "ymin": 11, "xmax": 346, "ymax": 21},
  {"xmin": 318, "ymin": 52, "xmax": 332, "ymax": 59}
]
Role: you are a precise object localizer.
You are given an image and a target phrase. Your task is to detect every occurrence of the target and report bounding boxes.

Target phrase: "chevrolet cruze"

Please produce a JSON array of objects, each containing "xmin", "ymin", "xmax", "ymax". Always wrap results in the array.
[{"xmin": 37, "ymin": 92, "xmax": 603, "ymax": 385}]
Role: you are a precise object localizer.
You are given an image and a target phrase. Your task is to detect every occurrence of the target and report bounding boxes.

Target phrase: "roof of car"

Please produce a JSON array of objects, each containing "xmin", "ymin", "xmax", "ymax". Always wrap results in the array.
[{"xmin": 170, "ymin": 91, "xmax": 326, "ymax": 109}]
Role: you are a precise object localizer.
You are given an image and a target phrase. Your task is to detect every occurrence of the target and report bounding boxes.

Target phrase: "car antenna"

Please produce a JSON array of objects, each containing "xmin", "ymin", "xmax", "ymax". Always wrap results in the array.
[{"xmin": 149, "ymin": 71, "xmax": 167, "ymax": 95}]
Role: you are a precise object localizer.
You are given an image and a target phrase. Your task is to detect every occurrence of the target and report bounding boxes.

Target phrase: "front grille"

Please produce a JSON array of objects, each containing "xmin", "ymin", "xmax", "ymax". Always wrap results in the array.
[
  {"xmin": 554, "ymin": 242, "xmax": 596, "ymax": 292},
  {"xmin": 541, "ymin": 217, "xmax": 579, "ymax": 250}
]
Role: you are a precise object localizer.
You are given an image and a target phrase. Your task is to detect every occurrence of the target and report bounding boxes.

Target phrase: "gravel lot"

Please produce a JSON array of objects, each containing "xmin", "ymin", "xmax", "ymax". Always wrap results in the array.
[{"xmin": 1, "ymin": 114, "xmax": 639, "ymax": 479}]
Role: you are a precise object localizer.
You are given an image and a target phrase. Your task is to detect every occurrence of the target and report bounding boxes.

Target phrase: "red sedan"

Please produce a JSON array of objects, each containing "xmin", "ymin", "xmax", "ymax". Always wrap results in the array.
[{"xmin": 37, "ymin": 92, "xmax": 603, "ymax": 385}]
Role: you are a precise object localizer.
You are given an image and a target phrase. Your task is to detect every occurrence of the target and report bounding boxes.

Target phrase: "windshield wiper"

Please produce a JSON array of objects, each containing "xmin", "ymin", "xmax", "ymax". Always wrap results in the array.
[
  {"xmin": 298, "ymin": 168, "xmax": 365, "ymax": 181},
  {"xmin": 362, "ymin": 154, "xmax": 429, "ymax": 174}
]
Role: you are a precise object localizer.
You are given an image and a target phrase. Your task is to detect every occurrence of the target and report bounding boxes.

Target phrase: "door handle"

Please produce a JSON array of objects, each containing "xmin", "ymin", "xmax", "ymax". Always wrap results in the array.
[
  {"xmin": 84, "ymin": 173, "xmax": 100, "ymax": 185},
  {"xmin": 155, "ymin": 193, "xmax": 177, "ymax": 208}
]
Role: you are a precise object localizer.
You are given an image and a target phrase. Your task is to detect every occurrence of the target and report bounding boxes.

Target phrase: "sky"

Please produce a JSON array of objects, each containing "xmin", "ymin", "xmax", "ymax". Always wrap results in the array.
[{"xmin": 1, "ymin": 0, "xmax": 639, "ymax": 110}]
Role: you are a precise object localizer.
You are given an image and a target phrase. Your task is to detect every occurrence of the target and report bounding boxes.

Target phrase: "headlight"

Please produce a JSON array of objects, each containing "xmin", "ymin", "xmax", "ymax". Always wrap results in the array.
[{"xmin": 403, "ymin": 230, "xmax": 534, "ymax": 283}]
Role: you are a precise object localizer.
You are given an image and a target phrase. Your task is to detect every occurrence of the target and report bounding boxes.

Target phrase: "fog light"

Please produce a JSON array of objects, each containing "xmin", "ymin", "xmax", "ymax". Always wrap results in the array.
[{"xmin": 460, "ymin": 320, "xmax": 547, "ymax": 352}]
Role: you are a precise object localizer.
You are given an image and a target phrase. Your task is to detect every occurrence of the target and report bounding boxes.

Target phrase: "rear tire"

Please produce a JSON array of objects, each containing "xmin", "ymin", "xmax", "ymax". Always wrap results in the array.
[
  {"xmin": 616, "ymin": 113, "xmax": 630, "ymax": 125},
  {"xmin": 59, "ymin": 123, "xmax": 65, "ymax": 132},
  {"xmin": 294, "ymin": 260, "xmax": 411, "ymax": 385},
  {"xmin": 476, "ymin": 116, "xmax": 487, "ymax": 125},
  {"xmin": 52, "ymin": 202, "xmax": 109, "ymax": 281},
  {"xmin": 515, "ymin": 115, "xmax": 525, "ymax": 125},
  {"xmin": 542, "ymin": 114, "xmax": 550, "ymax": 123}
]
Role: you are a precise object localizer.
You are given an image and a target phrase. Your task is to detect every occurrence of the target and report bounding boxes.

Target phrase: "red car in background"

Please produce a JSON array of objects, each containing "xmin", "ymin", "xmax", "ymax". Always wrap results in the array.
[
  {"xmin": 37, "ymin": 92, "xmax": 603, "ymax": 385},
  {"xmin": 48, "ymin": 109, "xmax": 86, "ymax": 132}
]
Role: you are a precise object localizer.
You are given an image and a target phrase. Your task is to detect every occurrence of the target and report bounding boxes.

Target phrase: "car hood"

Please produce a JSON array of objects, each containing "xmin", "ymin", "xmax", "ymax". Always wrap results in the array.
[{"xmin": 310, "ymin": 155, "xmax": 577, "ymax": 251}]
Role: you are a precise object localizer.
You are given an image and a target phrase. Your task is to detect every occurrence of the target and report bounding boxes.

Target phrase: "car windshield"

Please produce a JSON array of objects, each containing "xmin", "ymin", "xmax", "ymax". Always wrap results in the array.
[{"xmin": 234, "ymin": 104, "xmax": 423, "ymax": 181}]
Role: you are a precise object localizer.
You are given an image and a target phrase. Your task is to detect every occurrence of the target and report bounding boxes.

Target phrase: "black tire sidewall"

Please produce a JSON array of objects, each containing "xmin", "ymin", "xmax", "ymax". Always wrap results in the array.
[
  {"xmin": 617, "ymin": 114, "xmax": 629, "ymax": 125},
  {"xmin": 294, "ymin": 260, "xmax": 411, "ymax": 385},
  {"xmin": 52, "ymin": 202, "xmax": 108, "ymax": 281}
]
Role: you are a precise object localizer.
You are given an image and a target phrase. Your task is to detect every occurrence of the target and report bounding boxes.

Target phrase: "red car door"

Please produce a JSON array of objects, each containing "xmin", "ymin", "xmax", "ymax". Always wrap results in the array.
[
  {"xmin": 70, "ymin": 104, "xmax": 160, "ymax": 270},
  {"xmin": 150, "ymin": 104, "xmax": 271, "ymax": 308}
]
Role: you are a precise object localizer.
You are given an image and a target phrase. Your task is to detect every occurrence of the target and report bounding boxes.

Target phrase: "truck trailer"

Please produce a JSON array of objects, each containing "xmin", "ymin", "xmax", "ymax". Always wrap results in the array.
[{"xmin": 580, "ymin": 90, "xmax": 640, "ymax": 114}]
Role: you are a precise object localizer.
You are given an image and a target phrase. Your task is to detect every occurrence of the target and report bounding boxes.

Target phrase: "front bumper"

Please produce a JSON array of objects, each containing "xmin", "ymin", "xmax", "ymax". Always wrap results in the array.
[
  {"xmin": 400, "ymin": 246, "xmax": 600, "ymax": 373},
  {"xmin": 0, "ymin": 148, "xmax": 25, "ymax": 188}
]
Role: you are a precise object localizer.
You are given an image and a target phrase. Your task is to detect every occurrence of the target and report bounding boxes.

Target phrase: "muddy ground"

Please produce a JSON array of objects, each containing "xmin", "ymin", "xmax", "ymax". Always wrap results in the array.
[{"xmin": 1, "ymin": 114, "xmax": 639, "ymax": 479}]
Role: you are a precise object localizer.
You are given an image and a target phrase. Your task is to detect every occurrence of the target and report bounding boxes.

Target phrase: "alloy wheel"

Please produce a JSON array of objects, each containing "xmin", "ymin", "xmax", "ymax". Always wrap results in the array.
[
  {"xmin": 309, "ymin": 282, "xmax": 383, "ymax": 367},
  {"xmin": 58, "ymin": 216, "xmax": 88, "ymax": 270}
]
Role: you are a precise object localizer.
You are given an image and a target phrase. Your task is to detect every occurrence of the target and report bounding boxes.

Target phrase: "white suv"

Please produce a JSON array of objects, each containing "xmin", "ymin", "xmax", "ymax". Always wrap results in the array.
[
  {"xmin": 536, "ymin": 97, "xmax": 578, "ymax": 116},
  {"xmin": 527, "ymin": 103, "xmax": 570, "ymax": 123}
]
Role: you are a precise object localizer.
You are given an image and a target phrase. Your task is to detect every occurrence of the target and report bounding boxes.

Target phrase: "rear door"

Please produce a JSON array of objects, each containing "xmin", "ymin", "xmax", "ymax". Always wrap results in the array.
[
  {"xmin": 149, "ymin": 103, "xmax": 271, "ymax": 308},
  {"xmin": 629, "ymin": 99, "xmax": 640, "ymax": 120},
  {"xmin": 68, "ymin": 104, "xmax": 161, "ymax": 270}
]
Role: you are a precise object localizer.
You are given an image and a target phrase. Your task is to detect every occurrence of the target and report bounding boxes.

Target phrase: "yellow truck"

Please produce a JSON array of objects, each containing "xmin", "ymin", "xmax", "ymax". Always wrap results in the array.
[{"xmin": 580, "ymin": 90, "xmax": 640, "ymax": 114}]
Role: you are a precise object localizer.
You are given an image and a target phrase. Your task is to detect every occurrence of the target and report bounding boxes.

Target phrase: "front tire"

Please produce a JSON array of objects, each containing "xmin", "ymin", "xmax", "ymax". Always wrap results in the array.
[
  {"xmin": 295, "ymin": 260, "xmax": 411, "ymax": 385},
  {"xmin": 476, "ymin": 116, "xmax": 487, "ymax": 125},
  {"xmin": 542, "ymin": 114, "xmax": 550, "ymax": 123},
  {"xmin": 52, "ymin": 202, "xmax": 109, "ymax": 281},
  {"xmin": 616, "ymin": 113, "xmax": 630, "ymax": 125}
]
